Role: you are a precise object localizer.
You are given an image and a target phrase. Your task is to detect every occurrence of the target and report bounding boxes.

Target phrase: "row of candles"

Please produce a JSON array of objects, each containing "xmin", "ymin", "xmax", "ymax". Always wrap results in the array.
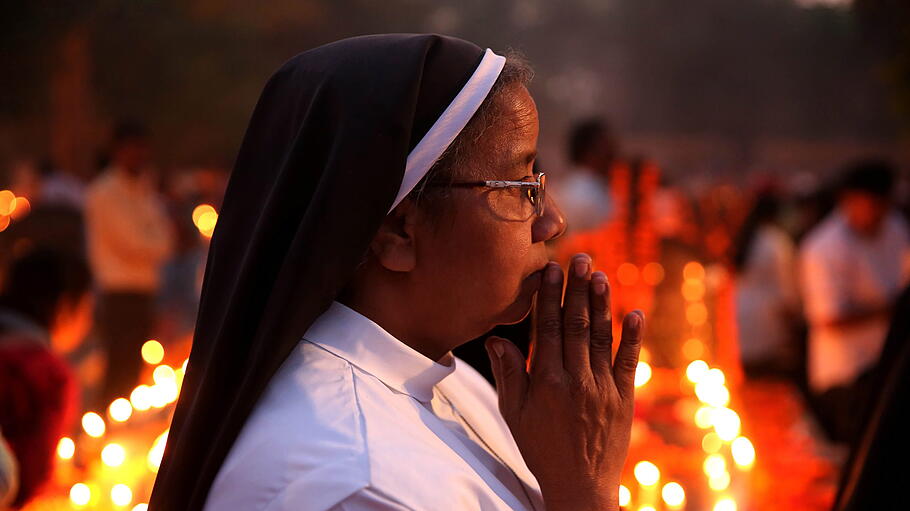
[
  {"xmin": 619, "ymin": 261, "xmax": 755, "ymax": 510},
  {"xmin": 55, "ymin": 340, "xmax": 184, "ymax": 509}
]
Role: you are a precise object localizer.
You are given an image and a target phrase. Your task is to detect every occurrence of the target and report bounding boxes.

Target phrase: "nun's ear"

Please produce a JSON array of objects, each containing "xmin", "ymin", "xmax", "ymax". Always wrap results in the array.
[{"xmin": 369, "ymin": 199, "xmax": 418, "ymax": 272}]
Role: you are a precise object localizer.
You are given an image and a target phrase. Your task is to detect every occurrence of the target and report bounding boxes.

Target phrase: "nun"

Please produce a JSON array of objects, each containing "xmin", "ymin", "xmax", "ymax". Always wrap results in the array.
[{"xmin": 150, "ymin": 34, "xmax": 645, "ymax": 511}]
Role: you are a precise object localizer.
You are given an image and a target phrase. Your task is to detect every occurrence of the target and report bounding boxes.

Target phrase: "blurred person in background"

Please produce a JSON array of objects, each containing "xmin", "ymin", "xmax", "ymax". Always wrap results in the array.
[
  {"xmin": 733, "ymin": 187, "xmax": 801, "ymax": 379},
  {"xmin": 0, "ymin": 248, "xmax": 90, "ymax": 508},
  {"xmin": 551, "ymin": 118, "xmax": 616, "ymax": 232},
  {"xmin": 84, "ymin": 121, "xmax": 174, "ymax": 406},
  {"xmin": 0, "ymin": 433, "xmax": 15, "ymax": 510},
  {"xmin": 38, "ymin": 159, "xmax": 86, "ymax": 211},
  {"xmin": 799, "ymin": 159, "xmax": 910, "ymax": 443}
]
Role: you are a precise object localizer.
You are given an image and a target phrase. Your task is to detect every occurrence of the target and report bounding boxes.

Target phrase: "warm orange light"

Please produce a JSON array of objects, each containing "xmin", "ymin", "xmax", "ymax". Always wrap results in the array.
[
  {"xmin": 57, "ymin": 437, "xmax": 76, "ymax": 459},
  {"xmin": 702, "ymin": 432, "xmax": 723, "ymax": 453},
  {"xmin": 9, "ymin": 196, "xmax": 30, "ymax": 220},
  {"xmin": 641, "ymin": 262, "xmax": 665, "ymax": 286},
  {"xmin": 153, "ymin": 365, "xmax": 176, "ymax": 385},
  {"xmin": 617, "ymin": 263, "xmax": 639, "ymax": 286},
  {"xmin": 661, "ymin": 482, "xmax": 686, "ymax": 508},
  {"xmin": 0, "ymin": 215, "xmax": 9, "ymax": 233},
  {"xmin": 141, "ymin": 340, "xmax": 165, "ymax": 365},
  {"xmin": 111, "ymin": 484, "xmax": 132, "ymax": 506},
  {"xmin": 193, "ymin": 204, "xmax": 218, "ymax": 237},
  {"xmin": 709, "ymin": 471, "xmax": 731, "ymax": 491},
  {"xmin": 634, "ymin": 361, "xmax": 652, "ymax": 388},
  {"xmin": 82, "ymin": 412, "xmax": 105, "ymax": 438},
  {"xmin": 712, "ymin": 408, "xmax": 741, "ymax": 441},
  {"xmin": 70, "ymin": 483, "xmax": 91, "ymax": 506},
  {"xmin": 109, "ymin": 398, "xmax": 133, "ymax": 422},
  {"xmin": 686, "ymin": 303, "xmax": 708, "ymax": 326},
  {"xmin": 0, "ymin": 190, "xmax": 15, "ymax": 216},
  {"xmin": 714, "ymin": 498, "xmax": 737, "ymax": 511},
  {"xmin": 132, "ymin": 504, "xmax": 148, "ymax": 511},
  {"xmin": 683, "ymin": 261, "xmax": 705, "ymax": 281},
  {"xmin": 695, "ymin": 382, "xmax": 730, "ymax": 407},
  {"xmin": 101, "ymin": 443, "xmax": 126, "ymax": 467},
  {"xmin": 703, "ymin": 454, "xmax": 727, "ymax": 478},
  {"xmin": 130, "ymin": 385, "xmax": 153, "ymax": 411},
  {"xmin": 682, "ymin": 338, "xmax": 705, "ymax": 359},
  {"xmin": 686, "ymin": 360, "xmax": 709, "ymax": 383},
  {"xmin": 148, "ymin": 430, "xmax": 169, "ymax": 473},
  {"xmin": 681, "ymin": 279, "xmax": 706, "ymax": 302},
  {"xmin": 619, "ymin": 485, "xmax": 631, "ymax": 507},
  {"xmin": 634, "ymin": 461, "xmax": 660, "ymax": 486},
  {"xmin": 732, "ymin": 436, "xmax": 756, "ymax": 469},
  {"xmin": 695, "ymin": 406, "xmax": 715, "ymax": 429}
]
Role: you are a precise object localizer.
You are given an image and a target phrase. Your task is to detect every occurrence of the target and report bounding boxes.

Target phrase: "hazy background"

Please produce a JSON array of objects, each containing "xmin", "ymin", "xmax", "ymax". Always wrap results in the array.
[{"xmin": 2, "ymin": 0, "xmax": 909, "ymax": 183}]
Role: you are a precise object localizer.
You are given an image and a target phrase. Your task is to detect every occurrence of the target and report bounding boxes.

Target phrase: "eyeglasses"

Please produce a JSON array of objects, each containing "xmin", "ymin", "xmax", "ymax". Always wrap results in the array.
[{"xmin": 425, "ymin": 172, "xmax": 547, "ymax": 217}]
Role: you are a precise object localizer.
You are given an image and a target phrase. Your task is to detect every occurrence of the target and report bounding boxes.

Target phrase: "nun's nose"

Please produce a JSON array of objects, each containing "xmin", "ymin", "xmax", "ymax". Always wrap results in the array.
[{"xmin": 532, "ymin": 195, "xmax": 567, "ymax": 244}]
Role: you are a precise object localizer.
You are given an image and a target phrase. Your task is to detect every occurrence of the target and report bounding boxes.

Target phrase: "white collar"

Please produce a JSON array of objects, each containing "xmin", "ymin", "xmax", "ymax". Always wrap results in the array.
[{"xmin": 302, "ymin": 301, "xmax": 456, "ymax": 402}]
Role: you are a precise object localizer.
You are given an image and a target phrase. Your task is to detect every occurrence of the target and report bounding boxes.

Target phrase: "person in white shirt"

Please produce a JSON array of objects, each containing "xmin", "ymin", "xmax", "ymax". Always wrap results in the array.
[
  {"xmin": 84, "ymin": 121, "xmax": 173, "ymax": 406},
  {"xmin": 150, "ymin": 35, "xmax": 646, "ymax": 511},
  {"xmin": 799, "ymin": 159, "xmax": 910, "ymax": 442},
  {"xmin": 733, "ymin": 190, "xmax": 801, "ymax": 376}
]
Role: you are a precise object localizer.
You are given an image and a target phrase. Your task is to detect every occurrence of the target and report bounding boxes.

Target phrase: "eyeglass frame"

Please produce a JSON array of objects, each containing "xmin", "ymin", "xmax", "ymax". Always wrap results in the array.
[{"xmin": 423, "ymin": 172, "xmax": 547, "ymax": 217}]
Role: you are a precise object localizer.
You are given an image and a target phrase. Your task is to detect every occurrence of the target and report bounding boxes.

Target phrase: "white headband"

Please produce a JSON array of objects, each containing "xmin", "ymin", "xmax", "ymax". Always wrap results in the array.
[{"xmin": 389, "ymin": 48, "xmax": 507, "ymax": 212}]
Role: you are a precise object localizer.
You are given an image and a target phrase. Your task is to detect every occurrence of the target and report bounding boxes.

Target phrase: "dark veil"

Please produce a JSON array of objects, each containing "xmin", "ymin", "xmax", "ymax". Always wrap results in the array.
[{"xmin": 149, "ymin": 34, "xmax": 487, "ymax": 510}]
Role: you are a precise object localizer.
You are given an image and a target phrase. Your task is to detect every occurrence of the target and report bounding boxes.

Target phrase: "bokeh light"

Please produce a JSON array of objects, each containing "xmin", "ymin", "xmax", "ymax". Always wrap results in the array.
[
  {"xmin": 141, "ymin": 340, "xmax": 165, "ymax": 365},
  {"xmin": 662, "ymin": 482, "xmax": 686, "ymax": 508},
  {"xmin": 634, "ymin": 460, "xmax": 660, "ymax": 486},
  {"xmin": 619, "ymin": 484, "xmax": 631, "ymax": 507},
  {"xmin": 634, "ymin": 361, "xmax": 652, "ymax": 388},
  {"xmin": 57, "ymin": 437, "xmax": 76, "ymax": 460},
  {"xmin": 732, "ymin": 436, "xmax": 756, "ymax": 468},
  {"xmin": 101, "ymin": 443, "xmax": 126, "ymax": 467},
  {"xmin": 70, "ymin": 483, "xmax": 91, "ymax": 506},
  {"xmin": 82, "ymin": 412, "xmax": 106, "ymax": 438},
  {"xmin": 109, "ymin": 398, "xmax": 133, "ymax": 422},
  {"xmin": 111, "ymin": 484, "xmax": 133, "ymax": 506}
]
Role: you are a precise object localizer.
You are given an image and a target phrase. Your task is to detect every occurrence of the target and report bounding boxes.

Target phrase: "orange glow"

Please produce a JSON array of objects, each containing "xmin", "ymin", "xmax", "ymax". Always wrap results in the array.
[
  {"xmin": 681, "ymin": 279, "xmax": 706, "ymax": 302},
  {"xmin": 9, "ymin": 196, "xmax": 30, "ymax": 220},
  {"xmin": 617, "ymin": 262, "xmax": 639, "ymax": 286},
  {"xmin": 82, "ymin": 412, "xmax": 105, "ymax": 438},
  {"xmin": 686, "ymin": 303, "xmax": 708, "ymax": 325},
  {"xmin": 0, "ymin": 190, "xmax": 15, "ymax": 216},
  {"xmin": 141, "ymin": 340, "xmax": 164, "ymax": 365},
  {"xmin": 108, "ymin": 398, "xmax": 133, "ymax": 422},
  {"xmin": 683, "ymin": 261, "xmax": 705, "ymax": 281},
  {"xmin": 641, "ymin": 262, "xmax": 665, "ymax": 286},
  {"xmin": 193, "ymin": 204, "xmax": 218, "ymax": 238},
  {"xmin": 702, "ymin": 432, "xmax": 723, "ymax": 453},
  {"xmin": 682, "ymin": 338, "xmax": 705, "ymax": 359},
  {"xmin": 57, "ymin": 437, "xmax": 76, "ymax": 459},
  {"xmin": 634, "ymin": 461, "xmax": 660, "ymax": 486},
  {"xmin": 0, "ymin": 215, "xmax": 10, "ymax": 232}
]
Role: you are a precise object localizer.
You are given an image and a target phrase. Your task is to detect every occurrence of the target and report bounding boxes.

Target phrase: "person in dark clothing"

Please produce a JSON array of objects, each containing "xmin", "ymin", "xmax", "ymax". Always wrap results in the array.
[{"xmin": 0, "ymin": 247, "xmax": 91, "ymax": 508}]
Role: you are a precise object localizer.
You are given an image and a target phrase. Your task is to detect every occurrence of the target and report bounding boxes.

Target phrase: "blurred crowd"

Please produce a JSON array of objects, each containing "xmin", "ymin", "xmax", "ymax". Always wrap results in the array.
[
  {"xmin": 0, "ymin": 121, "xmax": 226, "ymax": 508},
  {"xmin": 1, "ymin": 117, "xmax": 908, "ymax": 509}
]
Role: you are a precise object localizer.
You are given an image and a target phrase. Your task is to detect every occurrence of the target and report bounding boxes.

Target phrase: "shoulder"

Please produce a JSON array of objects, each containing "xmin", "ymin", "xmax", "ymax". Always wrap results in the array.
[
  {"xmin": 205, "ymin": 342, "xmax": 370, "ymax": 511},
  {"xmin": 801, "ymin": 215, "xmax": 844, "ymax": 257}
]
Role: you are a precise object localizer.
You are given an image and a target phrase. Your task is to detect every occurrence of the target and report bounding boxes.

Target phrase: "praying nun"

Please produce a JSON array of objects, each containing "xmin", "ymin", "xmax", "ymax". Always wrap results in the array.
[{"xmin": 149, "ymin": 34, "xmax": 645, "ymax": 511}]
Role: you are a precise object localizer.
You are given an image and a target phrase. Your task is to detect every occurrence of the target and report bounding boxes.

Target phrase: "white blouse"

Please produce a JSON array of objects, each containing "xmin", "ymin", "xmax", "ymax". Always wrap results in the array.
[{"xmin": 203, "ymin": 302, "xmax": 543, "ymax": 511}]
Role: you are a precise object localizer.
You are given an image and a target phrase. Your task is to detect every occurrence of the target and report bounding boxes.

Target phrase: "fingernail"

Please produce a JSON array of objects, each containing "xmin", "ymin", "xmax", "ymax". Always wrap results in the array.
[
  {"xmin": 593, "ymin": 279, "xmax": 606, "ymax": 295},
  {"xmin": 492, "ymin": 341, "xmax": 504, "ymax": 358},
  {"xmin": 574, "ymin": 256, "xmax": 590, "ymax": 277},
  {"xmin": 546, "ymin": 263, "xmax": 561, "ymax": 283},
  {"xmin": 628, "ymin": 312, "xmax": 642, "ymax": 330}
]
